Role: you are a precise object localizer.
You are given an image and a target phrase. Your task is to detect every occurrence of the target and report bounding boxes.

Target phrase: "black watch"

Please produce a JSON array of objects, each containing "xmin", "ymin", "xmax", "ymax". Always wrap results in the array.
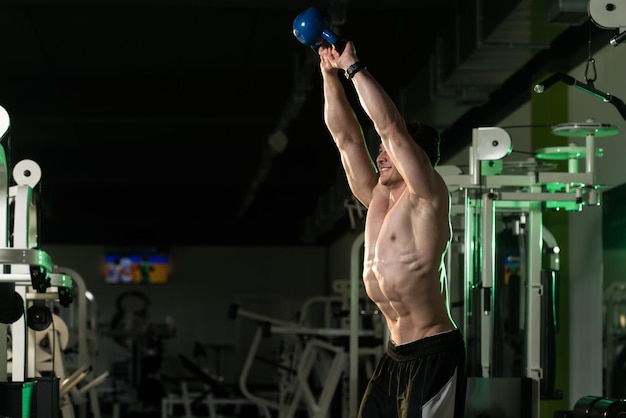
[{"xmin": 345, "ymin": 61, "xmax": 367, "ymax": 79}]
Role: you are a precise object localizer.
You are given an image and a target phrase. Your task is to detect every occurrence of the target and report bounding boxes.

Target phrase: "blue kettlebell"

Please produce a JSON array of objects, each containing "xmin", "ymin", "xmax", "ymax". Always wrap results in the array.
[{"xmin": 292, "ymin": 6, "xmax": 343, "ymax": 51}]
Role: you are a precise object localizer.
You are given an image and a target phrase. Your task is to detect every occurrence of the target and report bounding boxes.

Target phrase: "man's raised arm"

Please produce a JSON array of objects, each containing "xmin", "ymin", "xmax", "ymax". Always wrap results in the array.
[{"xmin": 319, "ymin": 45, "xmax": 378, "ymax": 207}]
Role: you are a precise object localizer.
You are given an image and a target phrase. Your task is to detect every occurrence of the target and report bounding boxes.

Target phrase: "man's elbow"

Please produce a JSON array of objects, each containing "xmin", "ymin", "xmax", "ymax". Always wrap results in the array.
[{"xmin": 375, "ymin": 114, "xmax": 405, "ymax": 137}]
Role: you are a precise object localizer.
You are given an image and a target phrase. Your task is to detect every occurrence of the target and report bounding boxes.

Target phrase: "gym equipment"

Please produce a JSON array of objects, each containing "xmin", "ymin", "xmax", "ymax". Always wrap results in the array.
[
  {"xmin": 292, "ymin": 6, "xmax": 345, "ymax": 52},
  {"xmin": 110, "ymin": 290, "xmax": 151, "ymax": 349},
  {"xmin": 0, "ymin": 104, "xmax": 9, "ymax": 140},
  {"xmin": 27, "ymin": 300, "xmax": 53, "ymax": 331},
  {"xmin": 230, "ymin": 271, "xmax": 383, "ymax": 418},
  {"xmin": 588, "ymin": 0, "xmax": 626, "ymax": 46},
  {"xmin": 534, "ymin": 73, "xmax": 626, "ymax": 120},
  {"xmin": 0, "ymin": 283, "xmax": 25, "ymax": 324},
  {"xmin": 231, "ymin": 320, "xmax": 347, "ymax": 418},
  {"xmin": 160, "ymin": 353, "xmax": 266, "ymax": 418},
  {"xmin": 534, "ymin": 120, "xmax": 617, "ymax": 196},
  {"xmin": 436, "ymin": 122, "xmax": 613, "ymax": 418},
  {"xmin": 0, "ymin": 104, "xmax": 105, "ymax": 418},
  {"xmin": 0, "ymin": 381, "xmax": 37, "ymax": 417},
  {"xmin": 572, "ymin": 395, "xmax": 626, "ymax": 417}
]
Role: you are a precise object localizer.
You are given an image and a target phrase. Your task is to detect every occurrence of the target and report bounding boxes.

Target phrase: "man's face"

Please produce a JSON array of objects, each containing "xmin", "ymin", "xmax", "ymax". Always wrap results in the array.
[{"xmin": 376, "ymin": 144, "xmax": 399, "ymax": 185}]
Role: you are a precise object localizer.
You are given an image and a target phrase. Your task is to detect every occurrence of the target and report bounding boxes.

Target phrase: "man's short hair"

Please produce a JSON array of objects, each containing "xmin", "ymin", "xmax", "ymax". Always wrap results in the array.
[{"xmin": 406, "ymin": 121, "xmax": 441, "ymax": 167}]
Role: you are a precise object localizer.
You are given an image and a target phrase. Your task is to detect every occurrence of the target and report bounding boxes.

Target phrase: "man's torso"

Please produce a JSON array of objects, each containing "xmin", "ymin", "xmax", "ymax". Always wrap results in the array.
[{"xmin": 362, "ymin": 183, "xmax": 455, "ymax": 344}]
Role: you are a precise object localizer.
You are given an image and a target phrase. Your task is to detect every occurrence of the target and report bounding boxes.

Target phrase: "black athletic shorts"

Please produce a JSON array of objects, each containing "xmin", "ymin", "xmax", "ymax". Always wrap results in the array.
[{"xmin": 358, "ymin": 329, "xmax": 466, "ymax": 418}]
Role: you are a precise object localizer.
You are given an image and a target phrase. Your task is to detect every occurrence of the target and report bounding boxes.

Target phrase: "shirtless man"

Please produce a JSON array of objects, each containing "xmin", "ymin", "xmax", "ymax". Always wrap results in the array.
[{"xmin": 318, "ymin": 41, "xmax": 467, "ymax": 418}]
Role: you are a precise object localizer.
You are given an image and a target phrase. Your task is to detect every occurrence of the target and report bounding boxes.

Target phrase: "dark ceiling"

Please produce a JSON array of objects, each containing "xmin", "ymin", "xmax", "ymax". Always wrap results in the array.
[{"xmin": 0, "ymin": 0, "xmax": 610, "ymax": 247}]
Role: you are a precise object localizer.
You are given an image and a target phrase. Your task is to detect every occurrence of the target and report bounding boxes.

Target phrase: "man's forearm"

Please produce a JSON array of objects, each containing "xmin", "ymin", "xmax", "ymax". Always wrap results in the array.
[
  {"xmin": 351, "ymin": 69, "xmax": 403, "ymax": 135},
  {"xmin": 323, "ymin": 74, "xmax": 361, "ymax": 141}
]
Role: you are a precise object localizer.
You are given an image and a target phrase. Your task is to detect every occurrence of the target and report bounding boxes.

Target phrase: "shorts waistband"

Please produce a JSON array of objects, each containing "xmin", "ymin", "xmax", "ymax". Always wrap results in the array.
[{"xmin": 386, "ymin": 329, "xmax": 463, "ymax": 361}]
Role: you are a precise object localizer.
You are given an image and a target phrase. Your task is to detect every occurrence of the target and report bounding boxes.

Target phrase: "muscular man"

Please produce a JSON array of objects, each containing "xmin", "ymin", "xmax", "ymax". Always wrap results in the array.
[{"xmin": 318, "ymin": 41, "xmax": 467, "ymax": 418}]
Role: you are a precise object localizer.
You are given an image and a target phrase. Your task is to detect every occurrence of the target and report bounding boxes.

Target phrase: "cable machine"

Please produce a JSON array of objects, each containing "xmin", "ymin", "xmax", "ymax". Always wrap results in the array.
[
  {"xmin": 0, "ymin": 103, "xmax": 107, "ymax": 418},
  {"xmin": 438, "ymin": 122, "xmax": 615, "ymax": 417}
]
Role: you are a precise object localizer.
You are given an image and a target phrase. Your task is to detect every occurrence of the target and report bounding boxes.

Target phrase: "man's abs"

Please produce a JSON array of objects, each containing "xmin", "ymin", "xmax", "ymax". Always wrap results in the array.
[{"xmin": 363, "ymin": 259, "xmax": 454, "ymax": 344}]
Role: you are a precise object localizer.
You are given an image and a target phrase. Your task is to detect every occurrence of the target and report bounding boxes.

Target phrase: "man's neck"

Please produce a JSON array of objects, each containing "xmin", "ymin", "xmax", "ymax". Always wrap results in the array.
[{"xmin": 388, "ymin": 183, "xmax": 407, "ymax": 205}]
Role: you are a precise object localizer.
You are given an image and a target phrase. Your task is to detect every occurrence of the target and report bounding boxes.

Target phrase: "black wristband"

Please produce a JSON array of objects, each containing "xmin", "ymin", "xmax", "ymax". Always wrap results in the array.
[{"xmin": 345, "ymin": 61, "xmax": 367, "ymax": 79}]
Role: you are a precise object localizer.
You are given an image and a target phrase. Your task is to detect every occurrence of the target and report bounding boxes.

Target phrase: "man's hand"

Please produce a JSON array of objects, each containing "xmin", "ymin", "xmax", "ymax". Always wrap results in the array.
[
  {"xmin": 318, "ymin": 41, "xmax": 359, "ymax": 74},
  {"xmin": 318, "ymin": 45, "xmax": 337, "ymax": 75}
]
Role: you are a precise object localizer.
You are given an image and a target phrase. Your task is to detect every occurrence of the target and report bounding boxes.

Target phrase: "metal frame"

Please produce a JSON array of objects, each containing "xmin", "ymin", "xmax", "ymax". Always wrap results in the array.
[{"xmin": 439, "ymin": 124, "xmax": 607, "ymax": 418}]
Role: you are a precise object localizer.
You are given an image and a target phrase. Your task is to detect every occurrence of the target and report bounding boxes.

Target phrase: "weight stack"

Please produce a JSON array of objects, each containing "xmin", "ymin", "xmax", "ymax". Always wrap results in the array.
[{"xmin": 0, "ymin": 381, "xmax": 37, "ymax": 418}]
